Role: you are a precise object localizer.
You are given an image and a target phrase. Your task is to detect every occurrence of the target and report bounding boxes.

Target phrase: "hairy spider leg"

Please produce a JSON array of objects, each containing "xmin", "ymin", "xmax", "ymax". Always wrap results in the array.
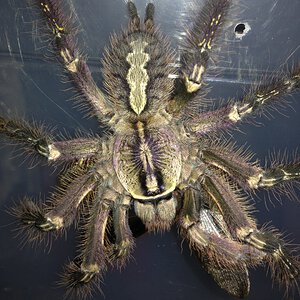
[
  {"xmin": 196, "ymin": 154, "xmax": 300, "ymax": 291},
  {"xmin": 0, "ymin": 116, "xmax": 101, "ymax": 162},
  {"xmin": 181, "ymin": 0, "xmax": 231, "ymax": 92},
  {"xmin": 36, "ymin": 0, "xmax": 112, "ymax": 120},
  {"xmin": 10, "ymin": 163, "xmax": 101, "ymax": 242},
  {"xmin": 1, "ymin": 0, "xmax": 298, "ymax": 298},
  {"xmin": 184, "ymin": 65, "xmax": 300, "ymax": 136},
  {"xmin": 178, "ymin": 188, "xmax": 264, "ymax": 298},
  {"xmin": 169, "ymin": 0, "xmax": 231, "ymax": 115},
  {"xmin": 62, "ymin": 188, "xmax": 115, "ymax": 299},
  {"xmin": 202, "ymin": 144, "xmax": 300, "ymax": 192},
  {"xmin": 111, "ymin": 195, "xmax": 134, "ymax": 268}
]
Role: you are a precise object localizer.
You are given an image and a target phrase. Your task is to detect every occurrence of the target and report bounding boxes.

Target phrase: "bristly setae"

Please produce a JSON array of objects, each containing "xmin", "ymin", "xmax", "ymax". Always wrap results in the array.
[{"xmin": 0, "ymin": 0, "xmax": 300, "ymax": 299}]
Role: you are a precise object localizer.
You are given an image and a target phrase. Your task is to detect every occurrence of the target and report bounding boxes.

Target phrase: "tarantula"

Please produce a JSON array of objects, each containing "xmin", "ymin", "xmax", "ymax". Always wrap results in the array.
[{"xmin": 0, "ymin": 0, "xmax": 299, "ymax": 299}]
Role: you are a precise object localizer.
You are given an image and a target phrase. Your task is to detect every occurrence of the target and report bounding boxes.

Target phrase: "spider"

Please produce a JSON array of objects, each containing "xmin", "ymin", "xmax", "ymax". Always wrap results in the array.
[{"xmin": 0, "ymin": 0, "xmax": 299, "ymax": 299}]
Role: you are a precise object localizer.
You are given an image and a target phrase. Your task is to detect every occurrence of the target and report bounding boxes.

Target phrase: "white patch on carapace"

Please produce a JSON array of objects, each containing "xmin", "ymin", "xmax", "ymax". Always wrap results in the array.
[{"xmin": 126, "ymin": 39, "xmax": 150, "ymax": 115}]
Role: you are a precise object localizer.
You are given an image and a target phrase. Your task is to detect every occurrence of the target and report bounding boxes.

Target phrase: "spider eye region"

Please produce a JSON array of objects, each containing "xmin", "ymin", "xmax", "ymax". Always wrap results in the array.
[{"xmin": 113, "ymin": 122, "xmax": 181, "ymax": 200}]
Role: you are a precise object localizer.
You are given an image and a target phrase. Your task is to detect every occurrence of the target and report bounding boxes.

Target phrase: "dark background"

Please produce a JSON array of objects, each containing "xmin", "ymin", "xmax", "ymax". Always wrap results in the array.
[{"xmin": 0, "ymin": 0, "xmax": 299, "ymax": 299}]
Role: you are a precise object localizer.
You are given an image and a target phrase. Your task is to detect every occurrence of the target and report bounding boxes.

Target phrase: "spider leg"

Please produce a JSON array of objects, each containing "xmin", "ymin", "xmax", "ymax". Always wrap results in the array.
[
  {"xmin": 10, "ymin": 166, "xmax": 101, "ymax": 247},
  {"xmin": 111, "ymin": 195, "xmax": 134, "ymax": 268},
  {"xmin": 169, "ymin": 0, "xmax": 231, "ymax": 114},
  {"xmin": 12, "ymin": 166, "xmax": 101, "ymax": 235},
  {"xmin": 196, "ymin": 168, "xmax": 300, "ymax": 291},
  {"xmin": 178, "ymin": 188, "xmax": 264, "ymax": 298},
  {"xmin": 34, "ymin": 0, "xmax": 112, "ymax": 119},
  {"xmin": 61, "ymin": 187, "xmax": 115, "ymax": 298},
  {"xmin": 181, "ymin": 0, "xmax": 231, "ymax": 93},
  {"xmin": 184, "ymin": 65, "xmax": 300, "ymax": 136},
  {"xmin": 0, "ymin": 116, "xmax": 101, "ymax": 162},
  {"xmin": 201, "ymin": 142, "xmax": 300, "ymax": 193}
]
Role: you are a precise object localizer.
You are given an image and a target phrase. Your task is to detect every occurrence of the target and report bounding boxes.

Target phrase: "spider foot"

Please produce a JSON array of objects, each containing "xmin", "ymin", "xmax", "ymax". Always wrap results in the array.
[
  {"xmin": 8, "ymin": 198, "xmax": 59, "ymax": 248},
  {"xmin": 202, "ymin": 256, "xmax": 250, "ymax": 298},
  {"xmin": 60, "ymin": 260, "xmax": 104, "ymax": 300},
  {"xmin": 241, "ymin": 227, "xmax": 300, "ymax": 291},
  {"xmin": 0, "ymin": 116, "xmax": 52, "ymax": 158},
  {"xmin": 110, "ymin": 238, "xmax": 134, "ymax": 269}
]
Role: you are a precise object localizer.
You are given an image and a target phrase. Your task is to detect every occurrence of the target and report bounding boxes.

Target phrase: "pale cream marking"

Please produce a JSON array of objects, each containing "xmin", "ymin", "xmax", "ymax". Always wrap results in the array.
[
  {"xmin": 282, "ymin": 169, "xmax": 300, "ymax": 180},
  {"xmin": 43, "ymin": 216, "xmax": 64, "ymax": 230},
  {"xmin": 247, "ymin": 173, "xmax": 263, "ymax": 189},
  {"xmin": 136, "ymin": 121, "xmax": 159, "ymax": 193},
  {"xmin": 228, "ymin": 104, "xmax": 240, "ymax": 122},
  {"xmin": 184, "ymin": 64, "xmax": 205, "ymax": 93},
  {"xmin": 60, "ymin": 48, "xmax": 79, "ymax": 73},
  {"xmin": 228, "ymin": 103, "xmax": 253, "ymax": 122},
  {"xmin": 48, "ymin": 144, "xmax": 61, "ymax": 160},
  {"xmin": 126, "ymin": 39, "xmax": 150, "ymax": 115}
]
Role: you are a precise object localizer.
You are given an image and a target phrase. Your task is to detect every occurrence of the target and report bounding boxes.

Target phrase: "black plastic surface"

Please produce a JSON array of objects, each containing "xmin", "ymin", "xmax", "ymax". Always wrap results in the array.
[{"xmin": 0, "ymin": 1, "xmax": 299, "ymax": 300}]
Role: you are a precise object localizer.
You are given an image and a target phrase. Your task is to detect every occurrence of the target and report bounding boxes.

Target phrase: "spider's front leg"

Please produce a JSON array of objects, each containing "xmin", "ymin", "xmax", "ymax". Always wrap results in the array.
[
  {"xmin": 61, "ymin": 187, "xmax": 113, "ymax": 298},
  {"xmin": 34, "ymin": 0, "xmax": 112, "ymax": 120},
  {"xmin": 12, "ymin": 166, "xmax": 134, "ymax": 297},
  {"xmin": 61, "ymin": 189, "xmax": 136, "ymax": 297},
  {"xmin": 169, "ymin": 0, "xmax": 231, "ymax": 114}
]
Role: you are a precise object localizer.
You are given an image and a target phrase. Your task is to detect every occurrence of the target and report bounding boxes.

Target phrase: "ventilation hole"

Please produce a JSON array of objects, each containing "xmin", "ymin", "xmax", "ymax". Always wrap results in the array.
[
  {"xmin": 235, "ymin": 23, "xmax": 246, "ymax": 34},
  {"xmin": 234, "ymin": 22, "xmax": 251, "ymax": 40}
]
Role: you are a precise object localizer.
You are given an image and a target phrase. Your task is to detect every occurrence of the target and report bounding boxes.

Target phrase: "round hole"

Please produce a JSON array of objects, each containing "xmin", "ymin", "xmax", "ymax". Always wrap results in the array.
[
  {"xmin": 234, "ymin": 22, "xmax": 251, "ymax": 40},
  {"xmin": 235, "ymin": 23, "xmax": 246, "ymax": 34}
]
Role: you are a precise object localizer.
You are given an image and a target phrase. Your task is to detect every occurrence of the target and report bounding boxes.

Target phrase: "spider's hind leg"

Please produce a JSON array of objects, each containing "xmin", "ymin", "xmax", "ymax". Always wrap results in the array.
[
  {"xmin": 178, "ymin": 188, "xmax": 263, "ymax": 298},
  {"xmin": 184, "ymin": 65, "xmax": 300, "ymax": 136},
  {"xmin": 195, "ymin": 157, "xmax": 300, "ymax": 292},
  {"xmin": 10, "ymin": 165, "xmax": 101, "ymax": 247}
]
